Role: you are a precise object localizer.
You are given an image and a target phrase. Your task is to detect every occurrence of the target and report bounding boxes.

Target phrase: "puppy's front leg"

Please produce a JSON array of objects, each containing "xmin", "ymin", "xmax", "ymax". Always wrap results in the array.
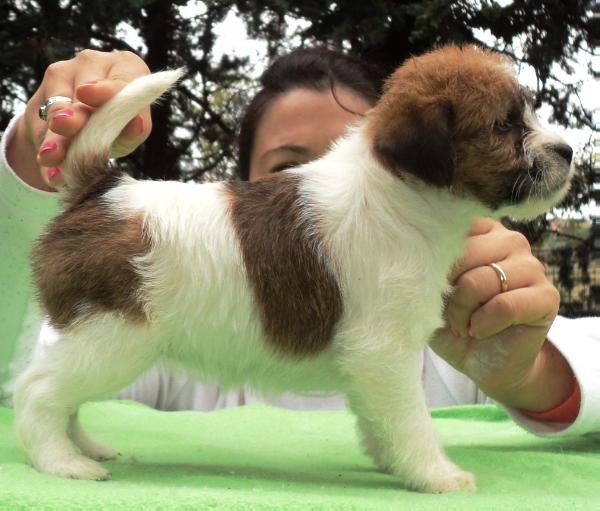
[{"xmin": 342, "ymin": 338, "xmax": 475, "ymax": 493}]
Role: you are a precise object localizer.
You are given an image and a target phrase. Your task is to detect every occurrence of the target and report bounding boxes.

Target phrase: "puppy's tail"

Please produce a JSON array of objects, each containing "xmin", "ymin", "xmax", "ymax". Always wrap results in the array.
[{"xmin": 60, "ymin": 69, "xmax": 184, "ymax": 195}]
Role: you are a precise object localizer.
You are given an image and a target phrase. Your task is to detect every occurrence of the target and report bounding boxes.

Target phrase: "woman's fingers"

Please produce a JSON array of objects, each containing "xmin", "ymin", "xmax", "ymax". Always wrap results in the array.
[
  {"xmin": 75, "ymin": 51, "xmax": 150, "ymax": 107},
  {"xmin": 36, "ymin": 130, "xmax": 69, "ymax": 168},
  {"xmin": 468, "ymin": 285, "xmax": 560, "ymax": 339},
  {"xmin": 110, "ymin": 114, "xmax": 149, "ymax": 158},
  {"xmin": 41, "ymin": 165, "xmax": 64, "ymax": 189},
  {"xmin": 37, "ymin": 105, "xmax": 92, "ymax": 167},
  {"xmin": 445, "ymin": 217, "xmax": 557, "ymax": 339},
  {"xmin": 74, "ymin": 55, "xmax": 152, "ymax": 158},
  {"xmin": 23, "ymin": 50, "xmax": 152, "ymax": 186},
  {"xmin": 103, "ymin": 56, "xmax": 152, "ymax": 153},
  {"xmin": 47, "ymin": 105, "xmax": 91, "ymax": 138},
  {"xmin": 448, "ymin": 220, "xmax": 531, "ymax": 283},
  {"xmin": 447, "ymin": 256, "xmax": 548, "ymax": 337},
  {"xmin": 10, "ymin": 50, "xmax": 151, "ymax": 191}
]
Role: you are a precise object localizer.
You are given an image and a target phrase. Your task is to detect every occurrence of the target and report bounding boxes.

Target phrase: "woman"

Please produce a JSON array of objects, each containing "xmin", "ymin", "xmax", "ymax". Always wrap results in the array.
[{"xmin": 1, "ymin": 48, "xmax": 598, "ymax": 435}]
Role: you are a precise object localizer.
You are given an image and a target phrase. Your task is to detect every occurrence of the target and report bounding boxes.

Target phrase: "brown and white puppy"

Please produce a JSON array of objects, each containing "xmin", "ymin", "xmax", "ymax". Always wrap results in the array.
[{"xmin": 14, "ymin": 45, "xmax": 573, "ymax": 492}]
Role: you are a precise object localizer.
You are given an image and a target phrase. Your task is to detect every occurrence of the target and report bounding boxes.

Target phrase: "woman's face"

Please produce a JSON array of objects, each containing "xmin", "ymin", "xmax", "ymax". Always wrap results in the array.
[{"xmin": 249, "ymin": 87, "xmax": 373, "ymax": 181}]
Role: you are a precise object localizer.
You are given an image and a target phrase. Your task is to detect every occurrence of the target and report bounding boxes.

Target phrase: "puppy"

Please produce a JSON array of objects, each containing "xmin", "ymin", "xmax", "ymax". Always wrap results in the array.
[{"xmin": 15, "ymin": 45, "xmax": 573, "ymax": 492}]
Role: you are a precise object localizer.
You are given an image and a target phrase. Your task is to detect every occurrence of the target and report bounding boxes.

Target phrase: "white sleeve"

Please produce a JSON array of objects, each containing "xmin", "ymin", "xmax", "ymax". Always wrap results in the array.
[
  {"xmin": 117, "ymin": 365, "xmax": 246, "ymax": 412},
  {"xmin": 502, "ymin": 315, "xmax": 600, "ymax": 437},
  {"xmin": 117, "ymin": 366, "xmax": 348, "ymax": 412},
  {"xmin": 0, "ymin": 113, "xmax": 60, "ymax": 391}
]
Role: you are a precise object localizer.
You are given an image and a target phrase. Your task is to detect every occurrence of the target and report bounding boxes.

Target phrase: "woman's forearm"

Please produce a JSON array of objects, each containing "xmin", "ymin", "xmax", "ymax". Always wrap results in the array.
[
  {"xmin": 6, "ymin": 115, "xmax": 53, "ymax": 192},
  {"xmin": 486, "ymin": 340, "xmax": 575, "ymax": 412}
]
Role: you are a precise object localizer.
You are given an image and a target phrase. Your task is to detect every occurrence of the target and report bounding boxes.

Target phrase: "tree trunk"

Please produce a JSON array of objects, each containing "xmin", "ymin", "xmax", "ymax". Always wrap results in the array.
[{"xmin": 138, "ymin": 1, "xmax": 179, "ymax": 180}]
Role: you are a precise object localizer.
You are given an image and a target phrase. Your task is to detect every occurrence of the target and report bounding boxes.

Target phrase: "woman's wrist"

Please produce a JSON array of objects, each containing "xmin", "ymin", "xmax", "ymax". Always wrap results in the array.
[
  {"xmin": 6, "ymin": 115, "xmax": 53, "ymax": 192},
  {"xmin": 485, "ymin": 340, "xmax": 575, "ymax": 412},
  {"xmin": 520, "ymin": 379, "xmax": 580, "ymax": 422}
]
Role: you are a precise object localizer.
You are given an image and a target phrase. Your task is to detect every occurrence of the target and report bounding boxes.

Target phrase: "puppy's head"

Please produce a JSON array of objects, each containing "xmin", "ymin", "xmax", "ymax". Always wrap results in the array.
[{"xmin": 366, "ymin": 44, "xmax": 573, "ymax": 219}]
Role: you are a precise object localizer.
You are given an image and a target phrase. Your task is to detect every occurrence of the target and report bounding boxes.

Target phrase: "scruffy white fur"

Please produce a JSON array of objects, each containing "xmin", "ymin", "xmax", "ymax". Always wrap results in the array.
[{"xmin": 14, "ymin": 68, "xmax": 571, "ymax": 492}]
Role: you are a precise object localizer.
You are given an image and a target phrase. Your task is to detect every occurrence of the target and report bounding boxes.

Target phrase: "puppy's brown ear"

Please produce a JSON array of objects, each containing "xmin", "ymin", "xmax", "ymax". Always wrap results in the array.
[{"xmin": 369, "ymin": 99, "xmax": 455, "ymax": 187}]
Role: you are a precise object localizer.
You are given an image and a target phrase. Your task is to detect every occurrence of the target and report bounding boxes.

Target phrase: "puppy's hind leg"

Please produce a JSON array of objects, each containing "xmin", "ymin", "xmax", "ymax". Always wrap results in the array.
[
  {"xmin": 68, "ymin": 411, "xmax": 120, "ymax": 461},
  {"xmin": 14, "ymin": 316, "xmax": 157, "ymax": 480},
  {"xmin": 341, "ymin": 335, "xmax": 475, "ymax": 493}
]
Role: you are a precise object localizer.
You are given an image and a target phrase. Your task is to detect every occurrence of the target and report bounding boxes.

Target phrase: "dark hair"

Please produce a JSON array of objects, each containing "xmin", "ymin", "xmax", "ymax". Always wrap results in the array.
[{"xmin": 237, "ymin": 47, "xmax": 385, "ymax": 180}]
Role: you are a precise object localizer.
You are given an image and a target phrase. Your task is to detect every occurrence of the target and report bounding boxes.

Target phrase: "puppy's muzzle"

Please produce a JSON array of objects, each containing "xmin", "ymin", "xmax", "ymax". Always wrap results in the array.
[{"xmin": 551, "ymin": 143, "xmax": 573, "ymax": 165}]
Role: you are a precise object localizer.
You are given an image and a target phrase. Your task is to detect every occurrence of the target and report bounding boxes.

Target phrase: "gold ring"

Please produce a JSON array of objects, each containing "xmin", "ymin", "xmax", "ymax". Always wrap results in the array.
[{"xmin": 489, "ymin": 263, "xmax": 508, "ymax": 292}]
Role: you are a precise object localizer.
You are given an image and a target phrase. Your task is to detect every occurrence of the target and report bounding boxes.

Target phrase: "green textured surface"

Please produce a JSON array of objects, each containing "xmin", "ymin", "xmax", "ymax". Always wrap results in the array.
[{"xmin": 1, "ymin": 401, "xmax": 599, "ymax": 510}]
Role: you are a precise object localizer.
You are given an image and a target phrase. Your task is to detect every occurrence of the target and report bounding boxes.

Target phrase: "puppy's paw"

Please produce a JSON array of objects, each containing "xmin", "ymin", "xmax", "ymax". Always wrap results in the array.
[
  {"xmin": 395, "ymin": 459, "xmax": 476, "ymax": 493},
  {"xmin": 420, "ymin": 467, "xmax": 476, "ymax": 493},
  {"xmin": 409, "ymin": 460, "xmax": 476, "ymax": 493},
  {"xmin": 77, "ymin": 439, "xmax": 120, "ymax": 461},
  {"xmin": 36, "ymin": 454, "xmax": 111, "ymax": 481}
]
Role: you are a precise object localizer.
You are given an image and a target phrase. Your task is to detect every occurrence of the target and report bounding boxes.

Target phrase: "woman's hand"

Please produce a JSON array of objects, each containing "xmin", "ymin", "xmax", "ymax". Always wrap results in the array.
[
  {"xmin": 6, "ymin": 49, "xmax": 151, "ymax": 191},
  {"xmin": 430, "ymin": 218, "xmax": 574, "ymax": 412}
]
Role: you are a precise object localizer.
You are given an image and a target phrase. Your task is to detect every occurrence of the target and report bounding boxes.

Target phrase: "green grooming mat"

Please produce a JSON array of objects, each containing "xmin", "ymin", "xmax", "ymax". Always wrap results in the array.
[{"xmin": 1, "ymin": 401, "xmax": 599, "ymax": 510}]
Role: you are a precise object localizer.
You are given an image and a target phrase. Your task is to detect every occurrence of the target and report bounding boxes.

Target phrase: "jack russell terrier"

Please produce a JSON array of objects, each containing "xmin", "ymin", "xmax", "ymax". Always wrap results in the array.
[{"xmin": 15, "ymin": 44, "xmax": 573, "ymax": 492}]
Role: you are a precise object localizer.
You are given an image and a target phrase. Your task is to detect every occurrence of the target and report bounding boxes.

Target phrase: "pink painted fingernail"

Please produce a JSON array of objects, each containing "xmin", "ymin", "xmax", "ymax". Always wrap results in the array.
[
  {"xmin": 54, "ymin": 108, "xmax": 74, "ymax": 119},
  {"xmin": 132, "ymin": 115, "xmax": 144, "ymax": 135},
  {"xmin": 39, "ymin": 141, "xmax": 58, "ymax": 154},
  {"xmin": 450, "ymin": 327, "xmax": 459, "ymax": 338},
  {"xmin": 47, "ymin": 167, "xmax": 61, "ymax": 180},
  {"xmin": 77, "ymin": 80, "xmax": 98, "ymax": 92},
  {"xmin": 468, "ymin": 324, "xmax": 474, "ymax": 337}
]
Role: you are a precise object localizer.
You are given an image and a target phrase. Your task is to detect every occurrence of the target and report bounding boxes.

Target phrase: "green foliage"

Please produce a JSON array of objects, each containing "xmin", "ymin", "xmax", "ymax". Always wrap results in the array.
[{"xmin": 1, "ymin": 0, "xmax": 596, "ymax": 189}]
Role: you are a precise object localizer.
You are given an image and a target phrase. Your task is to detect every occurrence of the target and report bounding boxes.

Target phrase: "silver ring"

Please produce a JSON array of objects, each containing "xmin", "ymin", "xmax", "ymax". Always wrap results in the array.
[{"xmin": 38, "ymin": 96, "xmax": 73, "ymax": 121}]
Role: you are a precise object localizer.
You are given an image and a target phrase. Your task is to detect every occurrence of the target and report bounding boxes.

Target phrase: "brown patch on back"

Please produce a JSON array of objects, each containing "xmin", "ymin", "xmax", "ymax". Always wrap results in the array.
[
  {"xmin": 32, "ymin": 166, "xmax": 150, "ymax": 329},
  {"xmin": 225, "ymin": 173, "xmax": 343, "ymax": 358}
]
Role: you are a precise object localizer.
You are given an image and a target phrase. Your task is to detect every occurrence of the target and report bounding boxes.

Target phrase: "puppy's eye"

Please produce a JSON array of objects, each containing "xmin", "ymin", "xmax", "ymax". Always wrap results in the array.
[
  {"xmin": 271, "ymin": 162, "xmax": 299, "ymax": 173},
  {"xmin": 523, "ymin": 87, "xmax": 538, "ymax": 106},
  {"xmin": 494, "ymin": 120, "xmax": 513, "ymax": 133}
]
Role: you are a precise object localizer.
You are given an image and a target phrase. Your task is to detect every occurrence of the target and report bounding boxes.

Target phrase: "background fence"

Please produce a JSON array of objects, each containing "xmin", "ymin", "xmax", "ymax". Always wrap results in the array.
[{"xmin": 534, "ymin": 239, "xmax": 600, "ymax": 317}]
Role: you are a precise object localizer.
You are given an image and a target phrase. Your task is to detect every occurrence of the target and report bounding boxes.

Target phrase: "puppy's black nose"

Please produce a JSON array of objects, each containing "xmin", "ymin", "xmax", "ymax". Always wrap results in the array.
[{"xmin": 553, "ymin": 144, "xmax": 573, "ymax": 164}]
